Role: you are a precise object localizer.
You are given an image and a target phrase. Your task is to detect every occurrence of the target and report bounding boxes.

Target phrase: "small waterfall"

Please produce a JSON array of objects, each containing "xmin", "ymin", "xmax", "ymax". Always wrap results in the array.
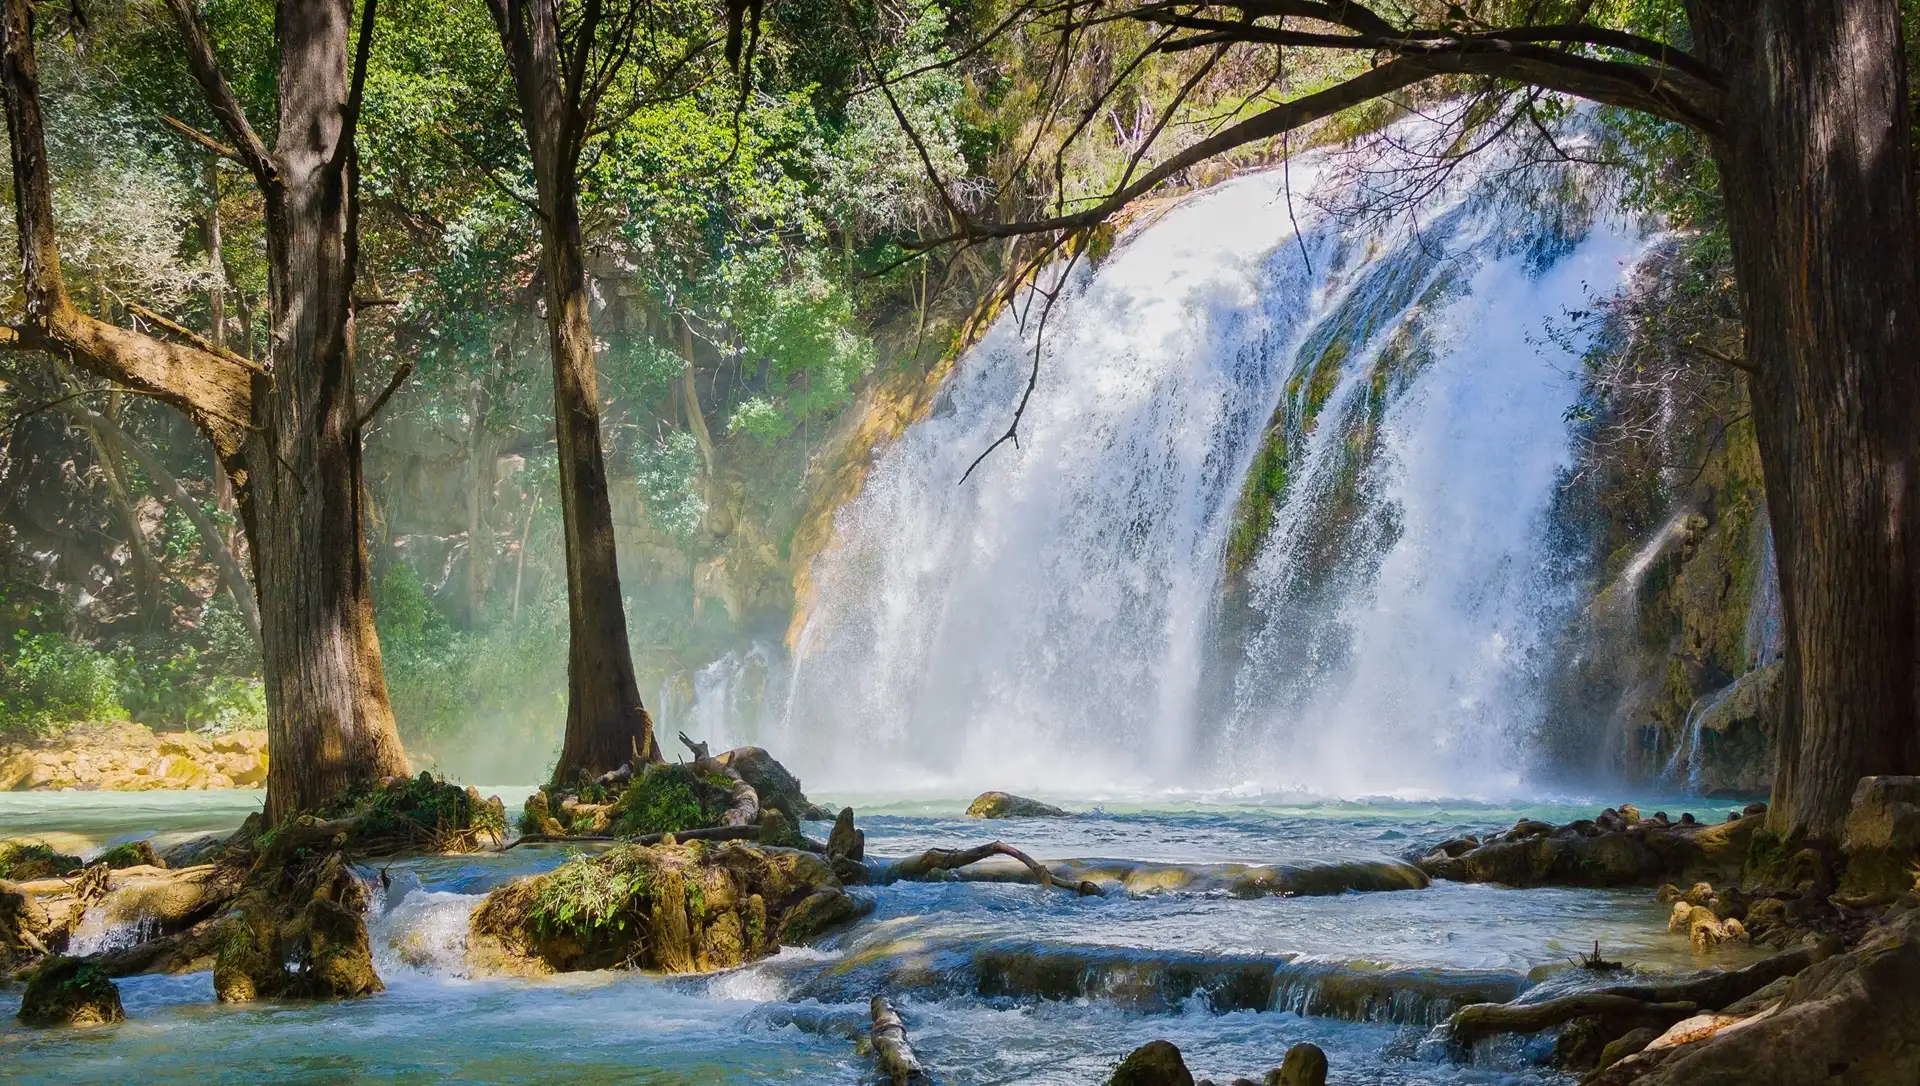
[{"xmin": 758, "ymin": 128, "xmax": 1652, "ymax": 796}]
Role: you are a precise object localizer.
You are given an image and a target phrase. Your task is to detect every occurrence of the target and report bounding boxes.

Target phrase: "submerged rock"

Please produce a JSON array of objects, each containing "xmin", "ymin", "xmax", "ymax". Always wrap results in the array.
[
  {"xmin": 17, "ymin": 955, "xmax": 124, "ymax": 1026},
  {"xmin": 940, "ymin": 855, "xmax": 1428, "ymax": 897},
  {"xmin": 1108, "ymin": 1039, "xmax": 1193, "ymax": 1086},
  {"xmin": 967, "ymin": 792, "xmax": 1069, "ymax": 818},
  {"xmin": 467, "ymin": 840, "xmax": 868, "ymax": 975}
]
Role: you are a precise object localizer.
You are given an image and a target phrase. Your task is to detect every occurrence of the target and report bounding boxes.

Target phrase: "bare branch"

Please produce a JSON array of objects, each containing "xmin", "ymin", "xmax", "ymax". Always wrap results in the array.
[
  {"xmin": 157, "ymin": 114, "xmax": 238, "ymax": 161},
  {"xmin": 355, "ymin": 360, "xmax": 414, "ymax": 430},
  {"xmin": 160, "ymin": 0, "xmax": 275, "ymax": 190}
]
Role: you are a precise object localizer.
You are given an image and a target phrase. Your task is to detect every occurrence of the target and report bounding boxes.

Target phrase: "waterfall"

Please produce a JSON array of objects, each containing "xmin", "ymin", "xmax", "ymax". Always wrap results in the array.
[{"xmin": 766, "ymin": 136, "xmax": 1652, "ymax": 797}]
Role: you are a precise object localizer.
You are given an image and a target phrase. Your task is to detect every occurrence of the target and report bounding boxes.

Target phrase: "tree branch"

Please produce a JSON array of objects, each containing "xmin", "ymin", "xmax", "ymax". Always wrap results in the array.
[
  {"xmin": 157, "ymin": 114, "xmax": 239, "ymax": 161},
  {"xmin": 160, "ymin": 0, "xmax": 275, "ymax": 191},
  {"xmin": 125, "ymin": 302, "xmax": 268, "ymax": 376},
  {"xmin": 355, "ymin": 360, "xmax": 414, "ymax": 430}
]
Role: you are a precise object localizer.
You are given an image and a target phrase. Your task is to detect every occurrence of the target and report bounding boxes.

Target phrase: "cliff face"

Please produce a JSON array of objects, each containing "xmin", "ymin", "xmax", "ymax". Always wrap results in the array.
[{"xmin": 1543, "ymin": 408, "xmax": 1782, "ymax": 796}]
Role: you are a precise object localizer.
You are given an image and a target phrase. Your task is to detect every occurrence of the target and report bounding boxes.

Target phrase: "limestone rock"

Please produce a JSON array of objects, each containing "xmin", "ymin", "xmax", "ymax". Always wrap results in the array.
[
  {"xmin": 1602, "ymin": 909, "xmax": 1920, "ymax": 1085},
  {"xmin": 967, "ymin": 791, "xmax": 1070, "ymax": 819},
  {"xmin": 1841, "ymin": 775, "xmax": 1920, "ymax": 900},
  {"xmin": 16, "ymin": 956, "xmax": 124, "ymax": 1026},
  {"xmin": 468, "ymin": 840, "xmax": 867, "ymax": 975},
  {"xmin": 1418, "ymin": 810, "xmax": 1758, "ymax": 888},
  {"xmin": 1109, "ymin": 1040, "xmax": 1193, "ymax": 1086},
  {"xmin": 713, "ymin": 746, "xmax": 828, "ymax": 823}
]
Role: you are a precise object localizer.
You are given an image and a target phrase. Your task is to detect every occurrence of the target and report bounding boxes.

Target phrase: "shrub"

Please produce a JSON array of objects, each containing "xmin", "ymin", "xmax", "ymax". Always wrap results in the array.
[
  {"xmin": 608, "ymin": 764, "xmax": 731, "ymax": 838},
  {"xmin": 0, "ymin": 631, "xmax": 121, "ymax": 737}
]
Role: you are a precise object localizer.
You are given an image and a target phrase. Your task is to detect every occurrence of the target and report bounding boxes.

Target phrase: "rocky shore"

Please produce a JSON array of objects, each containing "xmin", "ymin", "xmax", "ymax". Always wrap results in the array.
[{"xmin": 0, "ymin": 722, "xmax": 267, "ymax": 792}]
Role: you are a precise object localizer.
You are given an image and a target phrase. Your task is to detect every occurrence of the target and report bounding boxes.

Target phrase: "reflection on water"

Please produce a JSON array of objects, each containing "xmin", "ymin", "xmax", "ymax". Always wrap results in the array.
[{"xmin": 0, "ymin": 790, "xmax": 1764, "ymax": 1085}]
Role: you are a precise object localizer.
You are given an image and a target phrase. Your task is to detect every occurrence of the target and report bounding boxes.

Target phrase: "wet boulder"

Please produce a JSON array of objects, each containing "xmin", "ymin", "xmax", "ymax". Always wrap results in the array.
[
  {"xmin": 94, "ymin": 840, "xmax": 164, "ymax": 870},
  {"xmin": 714, "ymin": 746, "xmax": 831, "ymax": 822},
  {"xmin": 1271, "ymin": 1042, "xmax": 1328, "ymax": 1086},
  {"xmin": 967, "ymin": 792, "xmax": 1069, "ymax": 818},
  {"xmin": 1417, "ymin": 809, "xmax": 1758, "ymax": 888},
  {"xmin": 17, "ymin": 955, "xmax": 124, "ymax": 1026},
  {"xmin": 1109, "ymin": 1039, "xmax": 1193, "ymax": 1086},
  {"xmin": 468, "ymin": 839, "xmax": 868, "ymax": 975}
]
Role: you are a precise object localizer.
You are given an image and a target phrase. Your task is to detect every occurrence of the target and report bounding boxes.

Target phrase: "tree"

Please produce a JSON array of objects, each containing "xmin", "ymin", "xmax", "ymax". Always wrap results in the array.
[
  {"xmin": 484, "ymin": 0, "xmax": 688, "ymax": 781},
  {"xmin": 883, "ymin": 0, "xmax": 1918, "ymax": 846},
  {"xmin": 0, "ymin": 0, "xmax": 410, "ymax": 819}
]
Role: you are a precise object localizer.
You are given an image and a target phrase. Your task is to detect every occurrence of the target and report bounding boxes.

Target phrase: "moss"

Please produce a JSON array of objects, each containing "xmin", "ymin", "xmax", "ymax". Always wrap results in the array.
[
  {"xmin": 17, "ymin": 955, "xmax": 124, "ymax": 1026},
  {"xmin": 0, "ymin": 841, "xmax": 83, "ymax": 881}
]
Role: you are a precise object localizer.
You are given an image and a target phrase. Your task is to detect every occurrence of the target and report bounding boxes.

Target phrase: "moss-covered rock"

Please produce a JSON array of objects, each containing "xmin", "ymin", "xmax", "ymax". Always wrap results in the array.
[
  {"xmin": 966, "ymin": 792, "xmax": 1069, "ymax": 819},
  {"xmin": 1417, "ymin": 811, "xmax": 1758, "ymax": 888},
  {"xmin": 0, "ymin": 840, "xmax": 83, "ymax": 881},
  {"xmin": 1273, "ymin": 1041, "xmax": 1329, "ymax": 1086},
  {"xmin": 94, "ymin": 840, "xmax": 164, "ymax": 870},
  {"xmin": 1107, "ymin": 1039, "xmax": 1193, "ymax": 1086},
  {"xmin": 17, "ymin": 955, "xmax": 124, "ymax": 1026},
  {"xmin": 715, "ymin": 746, "xmax": 830, "ymax": 822},
  {"xmin": 468, "ymin": 840, "xmax": 867, "ymax": 975}
]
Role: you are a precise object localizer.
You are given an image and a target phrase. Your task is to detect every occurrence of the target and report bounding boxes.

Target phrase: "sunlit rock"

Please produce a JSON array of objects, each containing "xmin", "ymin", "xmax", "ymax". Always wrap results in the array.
[{"xmin": 966, "ymin": 792, "xmax": 1069, "ymax": 818}]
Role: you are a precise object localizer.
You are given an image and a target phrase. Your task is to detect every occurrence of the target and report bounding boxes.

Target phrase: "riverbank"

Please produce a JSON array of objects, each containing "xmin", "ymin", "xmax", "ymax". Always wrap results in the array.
[{"xmin": 0, "ymin": 722, "xmax": 266, "ymax": 793}]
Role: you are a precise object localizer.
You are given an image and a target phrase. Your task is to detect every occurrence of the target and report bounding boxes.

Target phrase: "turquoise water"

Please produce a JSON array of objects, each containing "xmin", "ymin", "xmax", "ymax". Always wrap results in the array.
[{"xmin": 0, "ymin": 791, "xmax": 1762, "ymax": 1084}]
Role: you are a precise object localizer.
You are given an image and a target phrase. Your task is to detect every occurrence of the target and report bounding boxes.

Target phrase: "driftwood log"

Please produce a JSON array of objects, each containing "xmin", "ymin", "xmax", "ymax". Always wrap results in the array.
[
  {"xmin": 499, "ymin": 825, "xmax": 828, "ymax": 853},
  {"xmin": 1446, "ymin": 940, "xmax": 1843, "ymax": 1047},
  {"xmin": 882, "ymin": 841, "xmax": 1102, "ymax": 896},
  {"xmin": 870, "ymin": 995, "xmax": 932, "ymax": 1085},
  {"xmin": 680, "ymin": 733, "xmax": 761, "ymax": 827}
]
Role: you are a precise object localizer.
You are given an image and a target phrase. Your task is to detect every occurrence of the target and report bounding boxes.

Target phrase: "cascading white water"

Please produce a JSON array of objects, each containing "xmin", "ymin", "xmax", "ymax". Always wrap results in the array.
[{"xmin": 768, "ymin": 136, "xmax": 1651, "ymax": 797}]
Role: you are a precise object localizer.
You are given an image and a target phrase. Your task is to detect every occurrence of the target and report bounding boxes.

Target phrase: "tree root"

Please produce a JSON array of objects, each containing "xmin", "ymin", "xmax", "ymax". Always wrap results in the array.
[
  {"xmin": 1445, "ymin": 941, "xmax": 1841, "ymax": 1048},
  {"xmin": 680, "ymin": 733, "xmax": 759, "ymax": 827},
  {"xmin": 882, "ymin": 841, "xmax": 1102, "ymax": 896},
  {"xmin": 870, "ymin": 995, "xmax": 932, "ymax": 1085},
  {"xmin": 1450, "ymin": 994, "xmax": 1700, "ymax": 1047}
]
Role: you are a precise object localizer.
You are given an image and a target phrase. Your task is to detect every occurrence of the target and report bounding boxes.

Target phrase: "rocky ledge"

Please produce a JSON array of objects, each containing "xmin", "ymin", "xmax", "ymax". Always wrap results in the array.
[
  {"xmin": 1414, "ymin": 802, "xmax": 1762, "ymax": 888},
  {"xmin": 0, "ymin": 721, "xmax": 267, "ymax": 791}
]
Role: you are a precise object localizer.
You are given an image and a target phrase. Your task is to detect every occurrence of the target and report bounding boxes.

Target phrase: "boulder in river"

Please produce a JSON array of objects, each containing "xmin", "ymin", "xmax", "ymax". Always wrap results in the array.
[
  {"xmin": 967, "ymin": 792, "xmax": 1069, "ymax": 818},
  {"xmin": 0, "ymin": 840, "xmax": 83, "ymax": 881},
  {"xmin": 1108, "ymin": 1039, "xmax": 1193, "ymax": 1086},
  {"xmin": 468, "ymin": 839, "xmax": 868, "ymax": 975},
  {"xmin": 17, "ymin": 955, "xmax": 124, "ymax": 1026},
  {"xmin": 1270, "ymin": 1042, "xmax": 1328, "ymax": 1086}
]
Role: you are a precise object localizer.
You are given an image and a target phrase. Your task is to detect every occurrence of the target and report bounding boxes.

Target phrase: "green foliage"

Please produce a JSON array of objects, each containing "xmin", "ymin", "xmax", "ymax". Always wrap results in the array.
[
  {"xmin": 529, "ymin": 851, "xmax": 652, "ymax": 941},
  {"xmin": 374, "ymin": 560, "xmax": 566, "ymax": 747},
  {"xmin": 609, "ymin": 763, "xmax": 730, "ymax": 837},
  {"xmin": 631, "ymin": 432, "xmax": 708, "ymax": 541},
  {"xmin": 0, "ymin": 631, "xmax": 122, "ymax": 738},
  {"xmin": 114, "ymin": 645, "xmax": 266, "ymax": 734}
]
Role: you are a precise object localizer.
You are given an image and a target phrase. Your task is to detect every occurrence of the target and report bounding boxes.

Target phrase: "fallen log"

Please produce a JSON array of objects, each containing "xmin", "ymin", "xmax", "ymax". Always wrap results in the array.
[
  {"xmin": 870, "ymin": 995, "xmax": 932, "ymax": 1085},
  {"xmin": 881, "ymin": 841, "xmax": 1102, "ymax": 896},
  {"xmin": 1449, "ymin": 994, "xmax": 1699, "ymax": 1047}
]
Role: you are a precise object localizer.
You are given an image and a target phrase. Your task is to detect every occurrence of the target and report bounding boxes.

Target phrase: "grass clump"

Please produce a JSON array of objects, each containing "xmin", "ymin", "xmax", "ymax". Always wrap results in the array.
[
  {"xmin": 529, "ymin": 851, "xmax": 652, "ymax": 942},
  {"xmin": 608, "ymin": 764, "xmax": 731, "ymax": 838}
]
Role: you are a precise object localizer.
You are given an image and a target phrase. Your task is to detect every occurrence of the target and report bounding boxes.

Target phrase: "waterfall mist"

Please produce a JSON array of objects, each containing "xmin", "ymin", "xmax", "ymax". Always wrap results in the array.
[{"xmin": 763, "ymin": 144, "xmax": 1653, "ymax": 799}]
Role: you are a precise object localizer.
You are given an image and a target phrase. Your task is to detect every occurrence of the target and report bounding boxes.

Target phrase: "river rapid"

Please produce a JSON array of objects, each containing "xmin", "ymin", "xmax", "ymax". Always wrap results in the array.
[{"xmin": 2, "ymin": 790, "xmax": 1767, "ymax": 1084}]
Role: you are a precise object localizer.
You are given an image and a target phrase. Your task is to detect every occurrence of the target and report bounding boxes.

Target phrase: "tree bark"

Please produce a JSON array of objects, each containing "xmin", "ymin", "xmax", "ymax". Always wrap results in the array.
[
  {"xmin": 242, "ymin": 0, "xmax": 410, "ymax": 819},
  {"xmin": 488, "ymin": 0, "xmax": 658, "ymax": 782},
  {"xmin": 0, "ymin": 0, "xmax": 410, "ymax": 819},
  {"xmin": 1688, "ymin": 0, "xmax": 1920, "ymax": 844}
]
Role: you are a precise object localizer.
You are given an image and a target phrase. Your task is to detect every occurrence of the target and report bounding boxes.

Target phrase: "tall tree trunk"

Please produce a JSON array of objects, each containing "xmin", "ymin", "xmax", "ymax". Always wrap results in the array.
[
  {"xmin": 244, "ymin": 0, "xmax": 409, "ymax": 819},
  {"xmin": 490, "ymin": 0, "xmax": 658, "ymax": 782},
  {"xmin": 1691, "ymin": 0, "xmax": 1920, "ymax": 844}
]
